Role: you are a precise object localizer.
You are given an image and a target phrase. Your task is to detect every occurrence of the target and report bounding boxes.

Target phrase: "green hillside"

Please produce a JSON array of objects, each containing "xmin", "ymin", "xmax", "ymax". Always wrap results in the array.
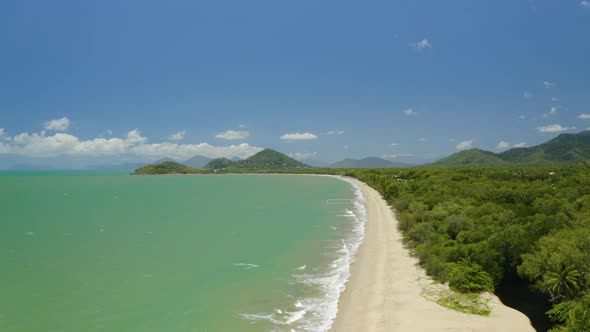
[
  {"xmin": 432, "ymin": 149, "xmax": 510, "ymax": 167},
  {"xmin": 203, "ymin": 149, "xmax": 310, "ymax": 170},
  {"xmin": 329, "ymin": 157, "xmax": 412, "ymax": 168},
  {"xmin": 498, "ymin": 131, "xmax": 590, "ymax": 164},
  {"xmin": 133, "ymin": 161, "xmax": 198, "ymax": 175},
  {"xmin": 433, "ymin": 131, "xmax": 590, "ymax": 167}
]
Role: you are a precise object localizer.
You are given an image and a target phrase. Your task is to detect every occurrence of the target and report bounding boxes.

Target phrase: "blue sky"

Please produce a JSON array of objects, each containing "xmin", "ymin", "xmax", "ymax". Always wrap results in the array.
[{"xmin": 1, "ymin": 0, "xmax": 589, "ymax": 166}]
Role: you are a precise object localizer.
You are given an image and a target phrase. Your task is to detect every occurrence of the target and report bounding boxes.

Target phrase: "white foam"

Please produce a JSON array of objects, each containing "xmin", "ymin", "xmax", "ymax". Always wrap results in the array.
[
  {"xmin": 240, "ymin": 177, "xmax": 367, "ymax": 332},
  {"xmin": 296, "ymin": 265, "xmax": 306, "ymax": 270},
  {"xmin": 233, "ymin": 263, "xmax": 260, "ymax": 270}
]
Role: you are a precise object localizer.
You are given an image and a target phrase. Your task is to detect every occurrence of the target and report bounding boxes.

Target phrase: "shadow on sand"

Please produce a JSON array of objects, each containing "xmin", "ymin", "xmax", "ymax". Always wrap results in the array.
[{"xmin": 495, "ymin": 281, "xmax": 552, "ymax": 332}]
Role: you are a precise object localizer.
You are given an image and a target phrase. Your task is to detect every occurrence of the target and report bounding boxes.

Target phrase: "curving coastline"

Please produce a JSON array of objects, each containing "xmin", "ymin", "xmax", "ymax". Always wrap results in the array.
[{"xmin": 328, "ymin": 176, "xmax": 535, "ymax": 332}]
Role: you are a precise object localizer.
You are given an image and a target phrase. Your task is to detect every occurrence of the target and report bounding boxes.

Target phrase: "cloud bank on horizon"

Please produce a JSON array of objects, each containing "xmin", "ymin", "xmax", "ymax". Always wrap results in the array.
[{"xmin": 0, "ymin": 119, "xmax": 263, "ymax": 160}]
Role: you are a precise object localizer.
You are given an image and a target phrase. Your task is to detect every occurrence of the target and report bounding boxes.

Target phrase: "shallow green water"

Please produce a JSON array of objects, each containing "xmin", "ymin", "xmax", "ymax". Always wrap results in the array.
[{"xmin": 0, "ymin": 173, "xmax": 363, "ymax": 332}]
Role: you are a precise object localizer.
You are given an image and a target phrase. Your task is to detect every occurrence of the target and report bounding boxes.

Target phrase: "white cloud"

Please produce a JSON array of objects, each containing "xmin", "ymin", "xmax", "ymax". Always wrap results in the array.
[
  {"xmin": 44, "ymin": 117, "xmax": 70, "ymax": 131},
  {"xmin": 238, "ymin": 124, "xmax": 247, "ymax": 128},
  {"xmin": 403, "ymin": 108, "xmax": 417, "ymax": 116},
  {"xmin": 288, "ymin": 152, "xmax": 317, "ymax": 160},
  {"xmin": 523, "ymin": 91, "xmax": 534, "ymax": 99},
  {"xmin": 456, "ymin": 140, "xmax": 473, "ymax": 150},
  {"xmin": 581, "ymin": 1, "xmax": 589, "ymax": 8},
  {"xmin": 537, "ymin": 124, "xmax": 574, "ymax": 133},
  {"xmin": 418, "ymin": 137, "xmax": 428, "ymax": 142},
  {"xmin": 2, "ymin": 129, "xmax": 262, "ymax": 160},
  {"xmin": 552, "ymin": 97, "xmax": 559, "ymax": 102},
  {"xmin": 324, "ymin": 130, "xmax": 344, "ymax": 135},
  {"xmin": 390, "ymin": 143, "xmax": 400, "ymax": 147},
  {"xmin": 164, "ymin": 130, "xmax": 186, "ymax": 141},
  {"xmin": 215, "ymin": 130, "xmax": 250, "ymax": 140},
  {"xmin": 577, "ymin": 113, "xmax": 590, "ymax": 119},
  {"xmin": 514, "ymin": 142, "xmax": 527, "ymax": 148},
  {"xmin": 280, "ymin": 132, "xmax": 318, "ymax": 141},
  {"xmin": 544, "ymin": 106, "xmax": 560, "ymax": 117},
  {"xmin": 496, "ymin": 141, "xmax": 510, "ymax": 149},
  {"xmin": 543, "ymin": 81, "xmax": 555, "ymax": 88},
  {"xmin": 519, "ymin": 115, "xmax": 527, "ymax": 120},
  {"xmin": 411, "ymin": 39, "xmax": 431, "ymax": 51}
]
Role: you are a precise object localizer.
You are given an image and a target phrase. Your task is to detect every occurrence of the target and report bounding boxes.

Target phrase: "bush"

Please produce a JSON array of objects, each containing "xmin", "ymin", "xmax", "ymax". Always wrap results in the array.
[{"xmin": 445, "ymin": 260, "xmax": 495, "ymax": 293}]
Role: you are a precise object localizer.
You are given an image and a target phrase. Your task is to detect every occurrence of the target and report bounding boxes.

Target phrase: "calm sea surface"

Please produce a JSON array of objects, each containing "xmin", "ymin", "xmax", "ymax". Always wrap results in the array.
[{"xmin": 0, "ymin": 172, "xmax": 365, "ymax": 332}]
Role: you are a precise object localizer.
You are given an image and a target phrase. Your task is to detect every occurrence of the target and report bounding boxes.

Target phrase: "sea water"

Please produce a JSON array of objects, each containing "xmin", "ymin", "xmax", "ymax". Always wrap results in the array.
[{"xmin": 0, "ymin": 173, "xmax": 365, "ymax": 332}]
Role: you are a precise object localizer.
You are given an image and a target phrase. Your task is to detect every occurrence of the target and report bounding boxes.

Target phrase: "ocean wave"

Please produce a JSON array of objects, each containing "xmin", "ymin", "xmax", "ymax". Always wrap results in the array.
[
  {"xmin": 232, "ymin": 263, "xmax": 260, "ymax": 270},
  {"xmin": 240, "ymin": 177, "xmax": 367, "ymax": 332}
]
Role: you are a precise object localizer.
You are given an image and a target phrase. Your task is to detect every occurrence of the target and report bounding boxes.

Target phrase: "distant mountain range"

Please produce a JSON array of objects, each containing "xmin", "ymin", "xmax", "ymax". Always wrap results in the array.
[
  {"xmin": 433, "ymin": 130, "xmax": 590, "ymax": 167},
  {"xmin": 328, "ymin": 157, "xmax": 413, "ymax": 168},
  {"xmin": 203, "ymin": 149, "xmax": 310, "ymax": 170},
  {"xmin": 183, "ymin": 155, "xmax": 212, "ymax": 168}
]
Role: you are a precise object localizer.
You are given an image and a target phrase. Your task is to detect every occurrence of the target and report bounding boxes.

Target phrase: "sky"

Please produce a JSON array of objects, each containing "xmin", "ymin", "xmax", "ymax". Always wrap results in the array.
[{"xmin": 1, "ymin": 0, "xmax": 589, "ymax": 167}]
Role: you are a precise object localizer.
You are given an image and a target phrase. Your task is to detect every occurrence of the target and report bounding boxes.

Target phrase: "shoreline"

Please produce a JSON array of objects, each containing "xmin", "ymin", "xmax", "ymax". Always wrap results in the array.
[{"xmin": 328, "ymin": 176, "xmax": 535, "ymax": 332}]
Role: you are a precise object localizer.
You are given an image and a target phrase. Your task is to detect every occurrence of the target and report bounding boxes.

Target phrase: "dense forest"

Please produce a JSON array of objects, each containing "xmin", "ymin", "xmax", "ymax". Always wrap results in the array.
[{"xmin": 336, "ymin": 165, "xmax": 590, "ymax": 331}]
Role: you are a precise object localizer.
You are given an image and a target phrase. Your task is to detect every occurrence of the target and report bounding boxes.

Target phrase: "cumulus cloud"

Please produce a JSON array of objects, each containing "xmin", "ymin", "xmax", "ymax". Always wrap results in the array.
[
  {"xmin": 544, "ymin": 106, "xmax": 560, "ymax": 117},
  {"xmin": 456, "ymin": 140, "xmax": 473, "ymax": 150},
  {"xmin": 537, "ymin": 124, "xmax": 574, "ymax": 133},
  {"xmin": 403, "ymin": 108, "xmax": 417, "ymax": 116},
  {"xmin": 543, "ymin": 81, "xmax": 556, "ymax": 88},
  {"xmin": 1, "ymin": 129, "xmax": 262, "ymax": 160},
  {"xmin": 44, "ymin": 117, "xmax": 70, "ymax": 131},
  {"xmin": 496, "ymin": 141, "xmax": 510, "ymax": 149},
  {"xmin": 280, "ymin": 132, "xmax": 318, "ymax": 141},
  {"xmin": 523, "ymin": 91, "xmax": 534, "ymax": 99},
  {"xmin": 323, "ymin": 130, "xmax": 344, "ymax": 135},
  {"xmin": 164, "ymin": 130, "xmax": 186, "ymax": 141},
  {"xmin": 215, "ymin": 130, "xmax": 250, "ymax": 140},
  {"xmin": 411, "ymin": 39, "xmax": 431, "ymax": 51},
  {"xmin": 288, "ymin": 152, "xmax": 317, "ymax": 160},
  {"xmin": 577, "ymin": 113, "xmax": 590, "ymax": 119},
  {"xmin": 514, "ymin": 142, "xmax": 527, "ymax": 148}
]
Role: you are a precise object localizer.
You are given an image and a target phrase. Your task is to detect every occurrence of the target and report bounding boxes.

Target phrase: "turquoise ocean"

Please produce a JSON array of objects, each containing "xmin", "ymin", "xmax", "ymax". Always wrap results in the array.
[{"xmin": 0, "ymin": 172, "xmax": 366, "ymax": 332}]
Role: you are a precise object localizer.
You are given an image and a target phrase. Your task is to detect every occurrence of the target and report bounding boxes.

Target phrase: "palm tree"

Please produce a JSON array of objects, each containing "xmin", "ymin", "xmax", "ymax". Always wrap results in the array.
[{"xmin": 543, "ymin": 263, "xmax": 582, "ymax": 301}]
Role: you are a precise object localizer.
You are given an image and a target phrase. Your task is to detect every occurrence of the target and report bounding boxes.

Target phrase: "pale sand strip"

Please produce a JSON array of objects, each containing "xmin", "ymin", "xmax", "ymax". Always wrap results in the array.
[{"xmin": 330, "ymin": 177, "xmax": 534, "ymax": 332}]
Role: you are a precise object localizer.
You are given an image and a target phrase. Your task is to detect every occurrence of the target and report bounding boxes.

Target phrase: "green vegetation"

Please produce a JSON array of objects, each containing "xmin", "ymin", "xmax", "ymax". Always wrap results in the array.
[
  {"xmin": 203, "ymin": 149, "xmax": 310, "ymax": 170},
  {"xmin": 133, "ymin": 161, "xmax": 198, "ymax": 175},
  {"xmin": 434, "ymin": 130, "xmax": 590, "ymax": 166},
  {"xmin": 435, "ymin": 291, "xmax": 491, "ymax": 316},
  {"xmin": 433, "ymin": 149, "xmax": 510, "ymax": 167},
  {"xmin": 328, "ymin": 157, "xmax": 412, "ymax": 168},
  {"xmin": 328, "ymin": 165, "xmax": 590, "ymax": 330}
]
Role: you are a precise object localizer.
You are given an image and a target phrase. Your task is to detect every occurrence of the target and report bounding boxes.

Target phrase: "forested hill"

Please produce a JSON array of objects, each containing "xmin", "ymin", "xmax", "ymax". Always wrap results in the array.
[
  {"xmin": 203, "ymin": 149, "xmax": 310, "ymax": 170},
  {"xmin": 329, "ymin": 157, "xmax": 412, "ymax": 168},
  {"xmin": 434, "ymin": 130, "xmax": 590, "ymax": 166},
  {"xmin": 133, "ymin": 161, "xmax": 198, "ymax": 175}
]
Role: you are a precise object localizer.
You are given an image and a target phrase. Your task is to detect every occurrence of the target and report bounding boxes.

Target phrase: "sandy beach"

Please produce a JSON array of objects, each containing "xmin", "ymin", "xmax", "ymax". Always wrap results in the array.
[{"xmin": 330, "ymin": 177, "xmax": 534, "ymax": 332}]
